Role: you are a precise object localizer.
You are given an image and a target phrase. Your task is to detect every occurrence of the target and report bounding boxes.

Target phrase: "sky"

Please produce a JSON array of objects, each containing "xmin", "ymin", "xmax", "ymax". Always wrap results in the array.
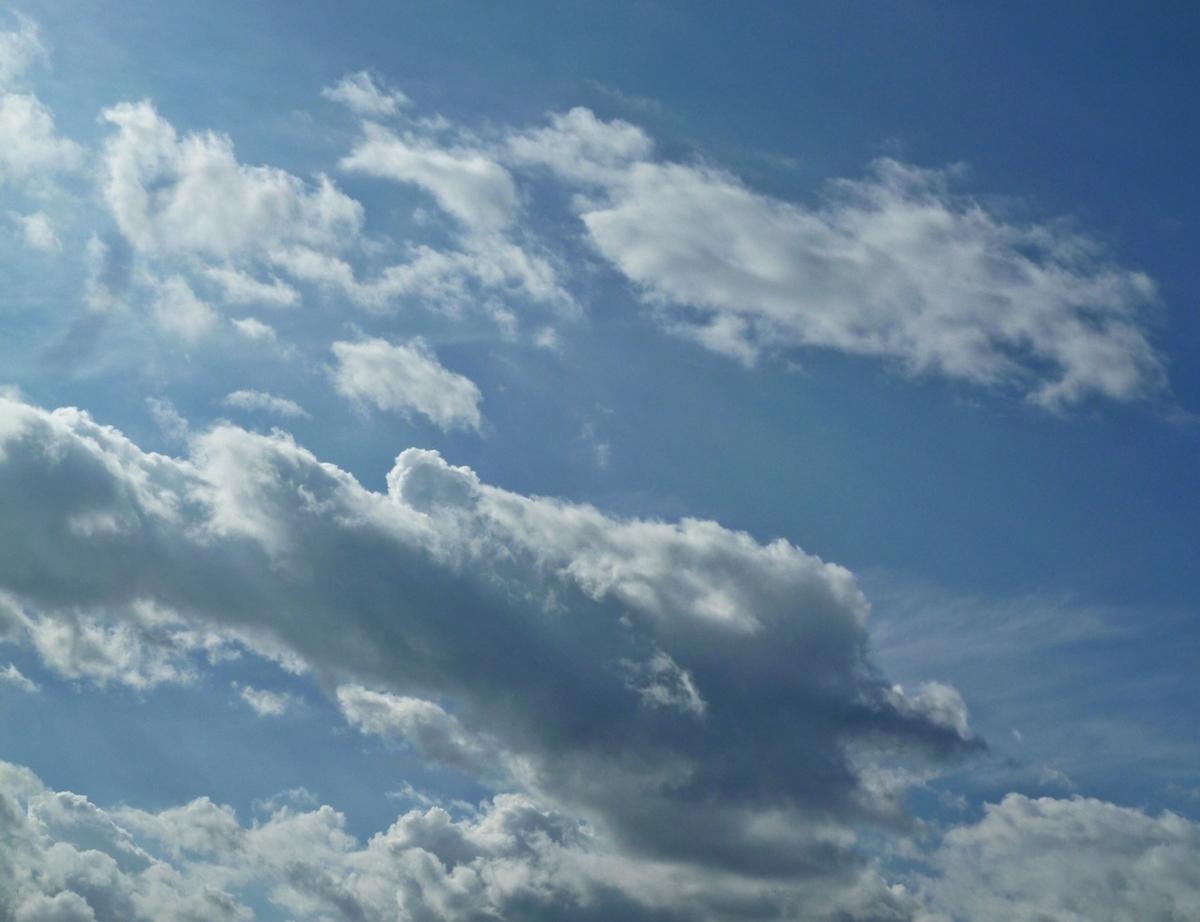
[{"xmin": 0, "ymin": 2, "xmax": 1198, "ymax": 920}]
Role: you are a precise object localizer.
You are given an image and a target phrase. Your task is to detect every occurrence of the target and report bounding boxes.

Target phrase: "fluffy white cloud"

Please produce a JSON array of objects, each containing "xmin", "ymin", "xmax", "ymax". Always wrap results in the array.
[
  {"xmin": 343, "ymin": 123, "xmax": 519, "ymax": 232},
  {"xmin": 920, "ymin": 794, "xmax": 1200, "ymax": 922},
  {"xmin": 336, "ymin": 122, "xmax": 575, "ymax": 316},
  {"xmin": 221, "ymin": 389, "xmax": 309, "ymax": 418},
  {"xmin": 0, "ymin": 395, "xmax": 975, "ymax": 884},
  {"xmin": 323, "ymin": 70, "xmax": 411, "ymax": 117},
  {"xmin": 513, "ymin": 108, "xmax": 1164, "ymax": 407},
  {"xmin": 0, "ymin": 91, "xmax": 82, "ymax": 182},
  {"xmin": 101, "ymin": 101, "xmax": 363, "ymax": 261},
  {"xmin": 331, "ymin": 336, "xmax": 484, "ymax": 430}
]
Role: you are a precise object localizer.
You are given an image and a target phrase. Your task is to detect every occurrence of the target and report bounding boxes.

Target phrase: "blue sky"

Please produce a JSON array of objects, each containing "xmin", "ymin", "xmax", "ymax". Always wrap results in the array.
[{"xmin": 0, "ymin": 3, "xmax": 1198, "ymax": 920}]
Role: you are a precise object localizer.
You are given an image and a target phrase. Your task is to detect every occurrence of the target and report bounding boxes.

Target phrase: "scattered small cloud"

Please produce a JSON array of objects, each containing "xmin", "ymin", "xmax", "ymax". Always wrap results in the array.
[
  {"xmin": 222, "ymin": 389, "xmax": 309, "ymax": 419},
  {"xmin": 322, "ymin": 70, "xmax": 410, "ymax": 117},
  {"xmin": 331, "ymin": 336, "xmax": 483, "ymax": 431},
  {"xmin": 233, "ymin": 682, "xmax": 296, "ymax": 717},
  {"xmin": 0, "ymin": 663, "xmax": 38, "ymax": 692},
  {"xmin": 230, "ymin": 316, "xmax": 276, "ymax": 340}
]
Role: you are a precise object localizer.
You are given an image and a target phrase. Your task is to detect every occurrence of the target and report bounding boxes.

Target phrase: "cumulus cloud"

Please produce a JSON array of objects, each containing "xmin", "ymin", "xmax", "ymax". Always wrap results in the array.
[
  {"xmin": 222, "ymin": 389, "xmax": 309, "ymax": 418},
  {"xmin": 336, "ymin": 122, "xmax": 575, "ymax": 317},
  {"xmin": 323, "ymin": 70, "xmax": 411, "ymax": 117},
  {"xmin": 13, "ymin": 757, "xmax": 1196, "ymax": 922},
  {"xmin": 331, "ymin": 336, "xmax": 484, "ymax": 430},
  {"xmin": 920, "ymin": 793, "xmax": 1200, "ymax": 921},
  {"xmin": 0, "ymin": 593, "xmax": 232, "ymax": 689},
  {"xmin": 101, "ymin": 101, "xmax": 363, "ymax": 261},
  {"xmin": 342, "ymin": 122, "xmax": 519, "ymax": 232},
  {"xmin": 0, "ymin": 758, "xmax": 926, "ymax": 922},
  {"xmin": 512, "ymin": 108, "xmax": 1164, "ymax": 407},
  {"xmin": 0, "ymin": 91, "xmax": 83, "ymax": 183},
  {"xmin": 0, "ymin": 395, "xmax": 976, "ymax": 885}
]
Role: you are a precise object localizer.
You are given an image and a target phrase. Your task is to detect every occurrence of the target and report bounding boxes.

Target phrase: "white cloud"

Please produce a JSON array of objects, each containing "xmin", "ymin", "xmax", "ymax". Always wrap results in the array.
[
  {"xmin": 513, "ymin": 108, "xmax": 1164, "ymax": 407},
  {"xmin": 147, "ymin": 396, "xmax": 190, "ymax": 444},
  {"xmin": 235, "ymin": 682, "xmax": 295, "ymax": 717},
  {"xmin": 2, "ymin": 597, "xmax": 231, "ymax": 690},
  {"xmin": 204, "ymin": 267, "xmax": 299, "ymax": 307},
  {"xmin": 337, "ymin": 685, "xmax": 493, "ymax": 773},
  {"xmin": 334, "ymin": 121, "xmax": 575, "ymax": 317},
  {"xmin": 151, "ymin": 275, "xmax": 218, "ymax": 340},
  {"xmin": 331, "ymin": 336, "xmax": 484, "ymax": 431},
  {"xmin": 920, "ymin": 793, "xmax": 1200, "ymax": 922},
  {"xmin": 222, "ymin": 389, "xmax": 309, "ymax": 418},
  {"xmin": 0, "ymin": 662, "xmax": 37, "ymax": 692},
  {"xmin": 101, "ymin": 101, "xmax": 362, "ymax": 261},
  {"xmin": 342, "ymin": 123, "xmax": 519, "ymax": 232},
  {"xmin": 12, "ymin": 210, "xmax": 61, "ymax": 251},
  {"xmin": 0, "ymin": 16, "xmax": 44, "ymax": 87},
  {"xmin": 0, "ymin": 92, "xmax": 82, "ymax": 182},
  {"xmin": 230, "ymin": 316, "xmax": 276, "ymax": 340},
  {"xmin": 0, "ymin": 395, "xmax": 978, "ymax": 884},
  {"xmin": 322, "ymin": 70, "xmax": 410, "ymax": 116},
  {"xmin": 508, "ymin": 105, "xmax": 654, "ymax": 185}
]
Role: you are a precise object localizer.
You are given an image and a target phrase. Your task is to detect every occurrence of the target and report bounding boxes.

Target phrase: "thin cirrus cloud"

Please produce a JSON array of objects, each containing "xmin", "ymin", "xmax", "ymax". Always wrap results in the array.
[
  {"xmin": 331, "ymin": 336, "xmax": 484, "ymax": 431},
  {"xmin": 0, "ymin": 393, "xmax": 977, "ymax": 889},
  {"xmin": 510, "ymin": 108, "xmax": 1165, "ymax": 407}
]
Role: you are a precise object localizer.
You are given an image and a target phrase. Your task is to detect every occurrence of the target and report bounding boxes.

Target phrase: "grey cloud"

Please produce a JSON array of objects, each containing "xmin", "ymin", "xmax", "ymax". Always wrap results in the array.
[
  {"xmin": 0, "ymin": 395, "xmax": 976, "ymax": 884},
  {"xmin": 2, "ymin": 760, "xmax": 924, "ymax": 922}
]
